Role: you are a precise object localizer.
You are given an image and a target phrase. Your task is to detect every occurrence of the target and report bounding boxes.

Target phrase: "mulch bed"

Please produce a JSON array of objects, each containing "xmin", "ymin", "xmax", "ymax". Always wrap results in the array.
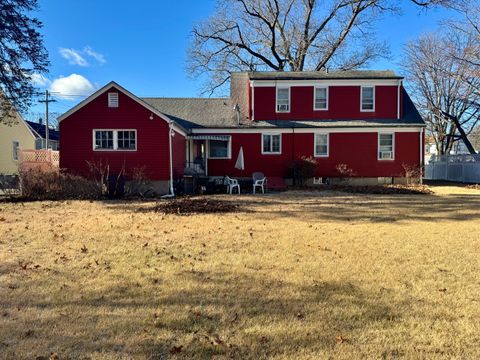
[
  {"xmin": 154, "ymin": 198, "xmax": 240, "ymax": 215},
  {"xmin": 296, "ymin": 184, "xmax": 433, "ymax": 195}
]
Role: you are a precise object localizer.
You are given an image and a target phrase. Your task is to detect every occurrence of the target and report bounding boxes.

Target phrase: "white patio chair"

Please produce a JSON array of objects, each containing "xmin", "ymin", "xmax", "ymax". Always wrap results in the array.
[
  {"xmin": 252, "ymin": 172, "xmax": 267, "ymax": 194},
  {"xmin": 224, "ymin": 176, "xmax": 240, "ymax": 194}
]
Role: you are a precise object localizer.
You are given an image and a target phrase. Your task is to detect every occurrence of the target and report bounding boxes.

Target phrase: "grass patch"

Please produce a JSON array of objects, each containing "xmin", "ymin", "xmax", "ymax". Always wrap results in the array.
[{"xmin": 1, "ymin": 186, "xmax": 480, "ymax": 359}]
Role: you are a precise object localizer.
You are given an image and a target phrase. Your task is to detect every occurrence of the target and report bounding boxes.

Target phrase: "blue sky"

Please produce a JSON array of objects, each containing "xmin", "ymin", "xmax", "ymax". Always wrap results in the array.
[{"xmin": 28, "ymin": 0, "xmax": 458, "ymax": 120}]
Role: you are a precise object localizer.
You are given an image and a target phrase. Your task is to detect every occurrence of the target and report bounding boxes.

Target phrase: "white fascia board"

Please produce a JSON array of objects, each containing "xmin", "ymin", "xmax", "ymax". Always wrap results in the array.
[
  {"xmin": 191, "ymin": 127, "xmax": 424, "ymax": 134},
  {"xmin": 252, "ymin": 79, "xmax": 400, "ymax": 87}
]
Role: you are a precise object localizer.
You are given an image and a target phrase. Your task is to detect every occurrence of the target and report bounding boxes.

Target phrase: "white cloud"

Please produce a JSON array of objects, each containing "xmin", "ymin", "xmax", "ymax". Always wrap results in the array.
[
  {"xmin": 50, "ymin": 74, "xmax": 95, "ymax": 99},
  {"xmin": 84, "ymin": 46, "xmax": 106, "ymax": 64},
  {"xmin": 59, "ymin": 47, "xmax": 89, "ymax": 66},
  {"xmin": 59, "ymin": 46, "xmax": 106, "ymax": 66},
  {"xmin": 30, "ymin": 73, "xmax": 51, "ymax": 87}
]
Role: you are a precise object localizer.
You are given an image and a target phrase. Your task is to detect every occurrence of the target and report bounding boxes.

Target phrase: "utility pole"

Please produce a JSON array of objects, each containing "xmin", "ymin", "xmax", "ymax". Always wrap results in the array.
[{"xmin": 38, "ymin": 90, "xmax": 56, "ymax": 149}]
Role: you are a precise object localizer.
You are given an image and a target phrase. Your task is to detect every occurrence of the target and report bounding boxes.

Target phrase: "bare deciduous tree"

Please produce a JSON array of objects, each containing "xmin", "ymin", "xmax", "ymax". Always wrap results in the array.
[
  {"xmin": 188, "ymin": 0, "xmax": 459, "ymax": 94},
  {"xmin": 403, "ymin": 31, "xmax": 480, "ymax": 155}
]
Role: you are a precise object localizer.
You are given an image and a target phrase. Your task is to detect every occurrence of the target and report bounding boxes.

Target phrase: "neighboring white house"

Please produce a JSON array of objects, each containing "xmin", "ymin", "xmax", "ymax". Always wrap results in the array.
[{"xmin": 425, "ymin": 137, "xmax": 474, "ymax": 164}]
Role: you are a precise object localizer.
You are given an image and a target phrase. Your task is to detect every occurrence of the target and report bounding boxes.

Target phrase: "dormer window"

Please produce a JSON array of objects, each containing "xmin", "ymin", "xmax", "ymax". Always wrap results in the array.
[
  {"xmin": 314, "ymin": 87, "xmax": 328, "ymax": 110},
  {"xmin": 361, "ymin": 86, "xmax": 375, "ymax": 112},
  {"xmin": 108, "ymin": 92, "xmax": 119, "ymax": 108},
  {"xmin": 276, "ymin": 87, "xmax": 290, "ymax": 112}
]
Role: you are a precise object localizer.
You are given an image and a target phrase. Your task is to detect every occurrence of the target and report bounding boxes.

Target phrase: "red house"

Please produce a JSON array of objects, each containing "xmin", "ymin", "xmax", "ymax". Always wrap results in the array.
[{"xmin": 59, "ymin": 70, "xmax": 425, "ymax": 194}]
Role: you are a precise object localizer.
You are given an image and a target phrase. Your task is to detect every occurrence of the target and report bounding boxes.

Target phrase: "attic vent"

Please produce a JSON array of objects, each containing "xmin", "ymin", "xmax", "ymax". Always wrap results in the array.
[{"xmin": 108, "ymin": 92, "xmax": 119, "ymax": 108}]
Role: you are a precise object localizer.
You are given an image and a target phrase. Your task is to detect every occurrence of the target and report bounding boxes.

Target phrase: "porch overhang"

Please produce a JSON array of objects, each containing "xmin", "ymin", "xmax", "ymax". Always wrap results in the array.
[{"xmin": 188, "ymin": 135, "xmax": 231, "ymax": 141}]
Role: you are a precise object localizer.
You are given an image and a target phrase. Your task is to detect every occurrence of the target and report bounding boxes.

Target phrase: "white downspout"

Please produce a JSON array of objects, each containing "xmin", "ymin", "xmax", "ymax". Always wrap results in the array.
[
  {"xmin": 397, "ymin": 80, "xmax": 402, "ymax": 120},
  {"xmin": 164, "ymin": 121, "xmax": 175, "ymax": 197},
  {"xmin": 420, "ymin": 127, "xmax": 424, "ymax": 185},
  {"xmin": 251, "ymin": 80, "xmax": 255, "ymax": 121}
]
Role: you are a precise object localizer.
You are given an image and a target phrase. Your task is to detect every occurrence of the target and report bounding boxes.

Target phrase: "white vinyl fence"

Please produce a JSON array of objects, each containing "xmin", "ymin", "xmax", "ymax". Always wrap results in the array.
[{"xmin": 424, "ymin": 154, "xmax": 480, "ymax": 183}]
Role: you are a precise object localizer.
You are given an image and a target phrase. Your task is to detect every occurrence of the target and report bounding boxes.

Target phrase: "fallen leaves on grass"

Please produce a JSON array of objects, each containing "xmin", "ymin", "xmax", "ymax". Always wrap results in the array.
[
  {"xmin": 169, "ymin": 345, "xmax": 183, "ymax": 354},
  {"xmin": 335, "ymin": 335, "xmax": 347, "ymax": 343},
  {"xmin": 298, "ymin": 184, "xmax": 433, "ymax": 195},
  {"xmin": 154, "ymin": 198, "xmax": 240, "ymax": 215}
]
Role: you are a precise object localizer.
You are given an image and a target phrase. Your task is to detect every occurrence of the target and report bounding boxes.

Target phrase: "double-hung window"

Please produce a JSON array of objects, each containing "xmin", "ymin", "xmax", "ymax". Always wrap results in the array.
[
  {"xmin": 361, "ymin": 86, "xmax": 375, "ymax": 111},
  {"xmin": 94, "ymin": 130, "xmax": 136, "ymax": 151},
  {"xmin": 314, "ymin": 87, "xmax": 328, "ymax": 110},
  {"xmin": 276, "ymin": 87, "xmax": 290, "ymax": 112},
  {"xmin": 314, "ymin": 133, "xmax": 329, "ymax": 157},
  {"xmin": 378, "ymin": 133, "xmax": 394, "ymax": 160},
  {"xmin": 262, "ymin": 133, "xmax": 281, "ymax": 154}
]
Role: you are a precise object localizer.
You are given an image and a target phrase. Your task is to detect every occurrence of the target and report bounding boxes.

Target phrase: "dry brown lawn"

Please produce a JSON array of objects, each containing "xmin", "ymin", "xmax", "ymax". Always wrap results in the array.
[{"xmin": 1, "ymin": 185, "xmax": 480, "ymax": 360}]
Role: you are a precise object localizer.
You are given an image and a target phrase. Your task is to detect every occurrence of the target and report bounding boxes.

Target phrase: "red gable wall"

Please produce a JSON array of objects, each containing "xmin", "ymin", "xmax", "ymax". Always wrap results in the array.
[
  {"xmin": 252, "ymin": 85, "xmax": 398, "ymax": 121},
  {"xmin": 60, "ymin": 86, "xmax": 185, "ymax": 181}
]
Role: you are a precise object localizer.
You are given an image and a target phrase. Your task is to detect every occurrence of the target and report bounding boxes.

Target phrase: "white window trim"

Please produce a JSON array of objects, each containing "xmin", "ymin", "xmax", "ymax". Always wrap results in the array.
[
  {"xmin": 360, "ymin": 85, "xmax": 375, "ymax": 112},
  {"xmin": 261, "ymin": 133, "xmax": 282, "ymax": 155},
  {"xmin": 378, "ymin": 132, "xmax": 395, "ymax": 161},
  {"xmin": 108, "ymin": 92, "xmax": 119, "ymax": 108},
  {"xmin": 314, "ymin": 132, "xmax": 329, "ymax": 157},
  {"xmin": 12, "ymin": 140, "xmax": 20, "ymax": 161},
  {"xmin": 276, "ymin": 87, "xmax": 290, "ymax": 113},
  {"xmin": 92, "ymin": 129, "xmax": 137, "ymax": 151},
  {"xmin": 313, "ymin": 86, "xmax": 329, "ymax": 111},
  {"xmin": 208, "ymin": 138, "xmax": 232, "ymax": 159}
]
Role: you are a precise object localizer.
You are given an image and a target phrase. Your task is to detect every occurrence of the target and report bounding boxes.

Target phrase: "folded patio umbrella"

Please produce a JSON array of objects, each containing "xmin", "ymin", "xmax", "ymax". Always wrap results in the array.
[{"xmin": 235, "ymin": 146, "xmax": 245, "ymax": 171}]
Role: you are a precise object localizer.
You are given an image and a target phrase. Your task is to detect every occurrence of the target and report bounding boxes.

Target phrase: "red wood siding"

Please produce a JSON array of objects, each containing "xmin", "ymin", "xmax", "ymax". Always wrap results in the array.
[
  {"xmin": 60, "ymin": 86, "xmax": 185, "ymax": 180},
  {"xmin": 252, "ymin": 85, "xmax": 398, "ymax": 121},
  {"xmin": 207, "ymin": 131, "xmax": 420, "ymax": 178},
  {"xmin": 172, "ymin": 131, "xmax": 186, "ymax": 178}
]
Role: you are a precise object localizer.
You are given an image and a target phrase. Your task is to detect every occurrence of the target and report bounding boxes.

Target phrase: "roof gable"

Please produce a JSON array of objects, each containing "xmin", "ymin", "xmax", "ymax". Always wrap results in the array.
[{"xmin": 57, "ymin": 81, "xmax": 187, "ymax": 135}]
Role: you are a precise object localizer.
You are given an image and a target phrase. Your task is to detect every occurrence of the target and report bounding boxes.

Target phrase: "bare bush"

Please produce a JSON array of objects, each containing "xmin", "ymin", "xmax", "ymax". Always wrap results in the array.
[
  {"xmin": 288, "ymin": 156, "xmax": 318, "ymax": 186},
  {"xmin": 402, "ymin": 163, "xmax": 423, "ymax": 185},
  {"xmin": 336, "ymin": 163, "xmax": 356, "ymax": 184},
  {"xmin": 125, "ymin": 166, "xmax": 154, "ymax": 198},
  {"xmin": 18, "ymin": 167, "xmax": 102, "ymax": 201}
]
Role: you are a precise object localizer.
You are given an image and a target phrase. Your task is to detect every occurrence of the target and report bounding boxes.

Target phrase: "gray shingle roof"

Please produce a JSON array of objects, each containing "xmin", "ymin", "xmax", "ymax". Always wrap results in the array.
[
  {"xmin": 142, "ymin": 97, "xmax": 238, "ymax": 129},
  {"xmin": 246, "ymin": 70, "xmax": 402, "ymax": 81},
  {"xmin": 142, "ymin": 88, "xmax": 423, "ymax": 131}
]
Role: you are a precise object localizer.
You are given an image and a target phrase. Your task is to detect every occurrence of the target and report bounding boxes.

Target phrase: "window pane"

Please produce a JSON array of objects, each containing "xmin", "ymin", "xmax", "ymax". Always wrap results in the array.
[
  {"xmin": 315, "ymin": 88, "xmax": 327, "ymax": 109},
  {"xmin": 263, "ymin": 135, "xmax": 271, "ymax": 153},
  {"xmin": 277, "ymin": 88, "xmax": 290, "ymax": 111},
  {"xmin": 379, "ymin": 134, "xmax": 393, "ymax": 159},
  {"xmin": 117, "ymin": 130, "xmax": 136, "ymax": 150},
  {"xmin": 272, "ymin": 135, "xmax": 281, "ymax": 152},
  {"xmin": 209, "ymin": 140, "xmax": 229, "ymax": 158},
  {"xmin": 362, "ymin": 87, "xmax": 374, "ymax": 110},
  {"xmin": 95, "ymin": 131, "xmax": 113, "ymax": 149},
  {"xmin": 277, "ymin": 88, "xmax": 289, "ymax": 100},
  {"xmin": 12, "ymin": 141, "xmax": 19, "ymax": 160},
  {"xmin": 315, "ymin": 134, "xmax": 328, "ymax": 155}
]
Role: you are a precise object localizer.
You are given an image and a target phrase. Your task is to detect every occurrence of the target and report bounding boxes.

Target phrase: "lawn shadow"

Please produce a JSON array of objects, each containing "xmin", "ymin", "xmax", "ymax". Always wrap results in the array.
[
  {"xmin": 102, "ymin": 190, "xmax": 480, "ymax": 224},
  {"xmin": 0, "ymin": 268, "xmax": 404, "ymax": 359}
]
